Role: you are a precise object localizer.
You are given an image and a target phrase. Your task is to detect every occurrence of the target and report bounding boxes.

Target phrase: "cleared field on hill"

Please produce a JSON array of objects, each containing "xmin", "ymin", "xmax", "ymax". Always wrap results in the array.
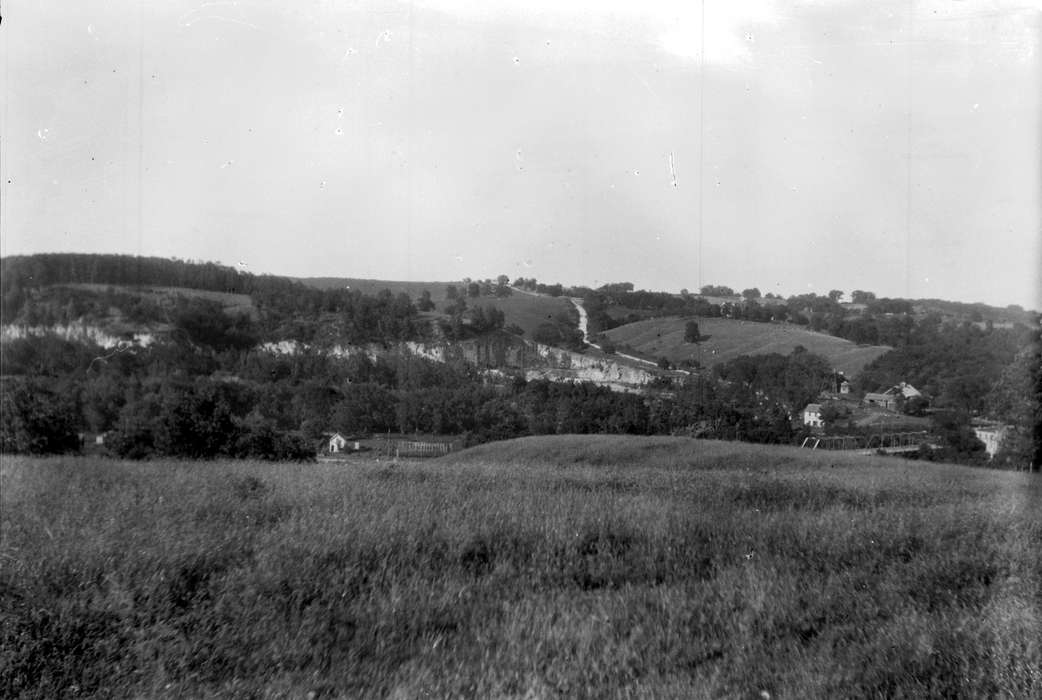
[
  {"xmin": 605, "ymin": 316, "xmax": 891, "ymax": 375},
  {"xmin": 474, "ymin": 292, "xmax": 577, "ymax": 337},
  {"xmin": 3, "ymin": 437, "xmax": 1039, "ymax": 698}
]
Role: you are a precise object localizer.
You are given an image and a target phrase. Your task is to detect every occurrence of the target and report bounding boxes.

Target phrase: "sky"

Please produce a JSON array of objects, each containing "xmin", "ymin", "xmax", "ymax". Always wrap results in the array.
[{"xmin": 1, "ymin": 0, "xmax": 1040, "ymax": 309}]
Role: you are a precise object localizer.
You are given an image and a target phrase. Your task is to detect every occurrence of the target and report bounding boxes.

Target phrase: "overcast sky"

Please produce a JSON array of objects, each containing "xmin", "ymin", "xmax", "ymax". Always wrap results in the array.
[{"xmin": 2, "ymin": 1, "xmax": 1039, "ymax": 308}]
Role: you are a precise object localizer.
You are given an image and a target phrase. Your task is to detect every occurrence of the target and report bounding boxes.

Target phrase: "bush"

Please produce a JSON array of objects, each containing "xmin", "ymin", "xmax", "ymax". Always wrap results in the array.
[
  {"xmin": 0, "ymin": 378, "xmax": 82, "ymax": 455},
  {"xmin": 232, "ymin": 424, "xmax": 315, "ymax": 461}
]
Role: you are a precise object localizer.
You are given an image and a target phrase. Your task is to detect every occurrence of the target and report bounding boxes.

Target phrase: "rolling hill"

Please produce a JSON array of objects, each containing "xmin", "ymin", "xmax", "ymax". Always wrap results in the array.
[{"xmin": 605, "ymin": 315, "xmax": 892, "ymax": 376}]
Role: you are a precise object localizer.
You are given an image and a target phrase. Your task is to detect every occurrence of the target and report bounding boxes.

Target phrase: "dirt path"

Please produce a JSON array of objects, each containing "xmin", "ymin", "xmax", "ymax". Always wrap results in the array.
[
  {"xmin": 567, "ymin": 297, "xmax": 663, "ymax": 368},
  {"xmin": 568, "ymin": 297, "xmax": 595, "ymax": 346},
  {"xmin": 512, "ymin": 289, "xmax": 667, "ymax": 371}
]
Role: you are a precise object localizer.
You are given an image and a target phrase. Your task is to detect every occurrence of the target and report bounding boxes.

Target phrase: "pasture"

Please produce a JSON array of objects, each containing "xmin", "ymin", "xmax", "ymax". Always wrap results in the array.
[
  {"xmin": 2, "ymin": 436, "xmax": 1039, "ymax": 698},
  {"xmin": 605, "ymin": 316, "xmax": 892, "ymax": 376},
  {"xmin": 473, "ymin": 293, "xmax": 576, "ymax": 338}
]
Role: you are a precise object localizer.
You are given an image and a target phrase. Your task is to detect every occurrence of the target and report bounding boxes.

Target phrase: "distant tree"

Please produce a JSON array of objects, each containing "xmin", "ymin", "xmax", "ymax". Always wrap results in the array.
[
  {"xmin": 496, "ymin": 274, "xmax": 510, "ymax": 287},
  {"xmin": 851, "ymin": 290, "xmax": 876, "ymax": 304},
  {"xmin": 469, "ymin": 305, "xmax": 505, "ymax": 333},
  {"xmin": 931, "ymin": 411, "xmax": 988, "ymax": 464},
  {"xmin": 902, "ymin": 395, "xmax": 930, "ymax": 417},
  {"xmin": 828, "ymin": 289, "xmax": 844, "ymax": 302},
  {"xmin": 741, "ymin": 288, "xmax": 762, "ymax": 300},
  {"xmin": 680, "ymin": 288, "xmax": 690, "ymax": 298},
  {"xmin": 467, "ymin": 282, "xmax": 481, "ymax": 298},
  {"xmin": 684, "ymin": 320, "xmax": 701, "ymax": 343},
  {"xmin": 700, "ymin": 285, "xmax": 735, "ymax": 297},
  {"xmin": 330, "ymin": 382, "xmax": 396, "ymax": 434},
  {"xmin": 444, "ymin": 296, "xmax": 467, "ymax": 315},
  {"xmin": 986, "ymin": 339, "xmax": 1042, "ymax": 470},
  {"xmin": 446, "ymin": 285, "xmax": 459, "ymax": 300},
  {"xmin": 417, "ymin": 290, "xmax": 436, "ymax": 312},
  {"xmin": 657, "ymin": 356, "xmax": 673, "ymax": 370},
  {"xmin": 600, "ymin": 282, "xmax": 635, "ymax": 294}
]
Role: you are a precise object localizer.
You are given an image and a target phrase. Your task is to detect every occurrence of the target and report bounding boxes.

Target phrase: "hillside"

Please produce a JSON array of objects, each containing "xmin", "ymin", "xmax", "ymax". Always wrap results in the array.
[
  {"xmin": 605, "ymin": 316, "xmax": 892, "ymax": 376},
  {"xmin": 5, "ymin": 436, "xmax": 1039, "ymax": 697},
  {"xmin": 61, "ymin": 283, "xmax": 259, "ymax": 320},
  {"xmin": 468, "ymin": 292, "xmax": 576, "ymax": 338},
  {"xmin": 298, "ymin": 277, "xmax": 576, "ymax": 340}
]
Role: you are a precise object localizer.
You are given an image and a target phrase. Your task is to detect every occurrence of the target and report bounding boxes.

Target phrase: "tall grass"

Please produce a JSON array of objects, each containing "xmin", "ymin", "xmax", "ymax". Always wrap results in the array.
[{"xmin": 2, "ymin": 436, "xmax": 1040, "ymax": 698}]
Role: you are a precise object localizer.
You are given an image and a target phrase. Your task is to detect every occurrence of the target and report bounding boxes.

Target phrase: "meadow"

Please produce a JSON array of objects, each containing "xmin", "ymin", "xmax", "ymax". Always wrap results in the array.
[
  {"xmin": 2, "ymin": 436, "xmax": 1040, "ymax": 698},
  {"xmin": 604, "ymin": 316, "xmax": 891, "ymax": 376}
]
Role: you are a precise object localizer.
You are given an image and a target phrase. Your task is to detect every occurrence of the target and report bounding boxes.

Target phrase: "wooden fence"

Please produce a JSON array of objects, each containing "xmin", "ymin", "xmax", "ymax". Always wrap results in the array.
[{"xmin": 386, "ymin": 440, "xmax": 455, "ymax": 458}]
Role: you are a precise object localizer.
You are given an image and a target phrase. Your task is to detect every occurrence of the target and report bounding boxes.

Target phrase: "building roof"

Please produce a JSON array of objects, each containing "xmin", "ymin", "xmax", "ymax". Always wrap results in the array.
[
  {"xmin": 882, "ymin": 382, "xmax": 921, "ymax": 398},
  {"xmin": 864, "ymin": 392, "xmax": 893, "ymax": 402},
  {"xmin": 896, "ymin": 382, "xmax": 921, "ymax": 398},
  {"xmin": 804, "ymin": 403, "xmax": 822, "ymax": 413}
]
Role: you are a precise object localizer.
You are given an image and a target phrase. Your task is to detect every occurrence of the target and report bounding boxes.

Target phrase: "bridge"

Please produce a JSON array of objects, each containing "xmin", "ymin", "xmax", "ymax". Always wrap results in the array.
[{"xmin": 800, "ymin": 431, "xmax": 936, "ymax": 455}]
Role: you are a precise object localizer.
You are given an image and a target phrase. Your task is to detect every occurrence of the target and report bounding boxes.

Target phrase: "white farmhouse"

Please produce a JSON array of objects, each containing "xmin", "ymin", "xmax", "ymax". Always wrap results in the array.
[
  {"xmin": 972, "ymin": 423, "xmax": 1008, "ymax": 459},
  {"xmin": 328, "ymin": 432, "xmax": 348, "ymax": 454}
]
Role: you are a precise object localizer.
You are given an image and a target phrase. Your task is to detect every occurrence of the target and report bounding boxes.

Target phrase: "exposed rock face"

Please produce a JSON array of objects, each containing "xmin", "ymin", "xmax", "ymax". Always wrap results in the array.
[
  {"xmin": 0, "ymin": 323, "xmax": 156, "ymax": 348},
  {"xmin": 4, "ymin": 324, "xmax": 663, "ymax": 390},
  {"xmin": 261, "ymin": 330, "xmax": 663, "ymax": 390}
]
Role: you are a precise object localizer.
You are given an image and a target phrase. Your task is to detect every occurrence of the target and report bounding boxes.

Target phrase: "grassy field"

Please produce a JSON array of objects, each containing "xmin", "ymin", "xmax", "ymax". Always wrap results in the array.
[
  {"xmin": 3, "ymin": 437, "xmax": 1040, "ymax": 698},
  {"xmin": 605, "ymin": 316, "xmax": 892, "ymax": 376},
  {"xmin": 473, "ymin": 293, "xmax": 577, "ymax": 337}
]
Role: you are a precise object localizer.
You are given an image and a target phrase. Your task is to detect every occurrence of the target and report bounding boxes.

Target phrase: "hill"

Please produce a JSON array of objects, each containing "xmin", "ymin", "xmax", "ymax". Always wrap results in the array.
[
  {"xmin": 605, "ymin": 315, "xmax": 892, "ymax": 376},
  {"xmin": 4, "ymin": 436, "xmax": 1039, "ymax": 697},
  {"xmin": 466, "ymin": 292, "xmax": 575, "ymax": 338},
  {"xmin": 298, "ymin": 277, "xmax": 576, "ymax": 339}
]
